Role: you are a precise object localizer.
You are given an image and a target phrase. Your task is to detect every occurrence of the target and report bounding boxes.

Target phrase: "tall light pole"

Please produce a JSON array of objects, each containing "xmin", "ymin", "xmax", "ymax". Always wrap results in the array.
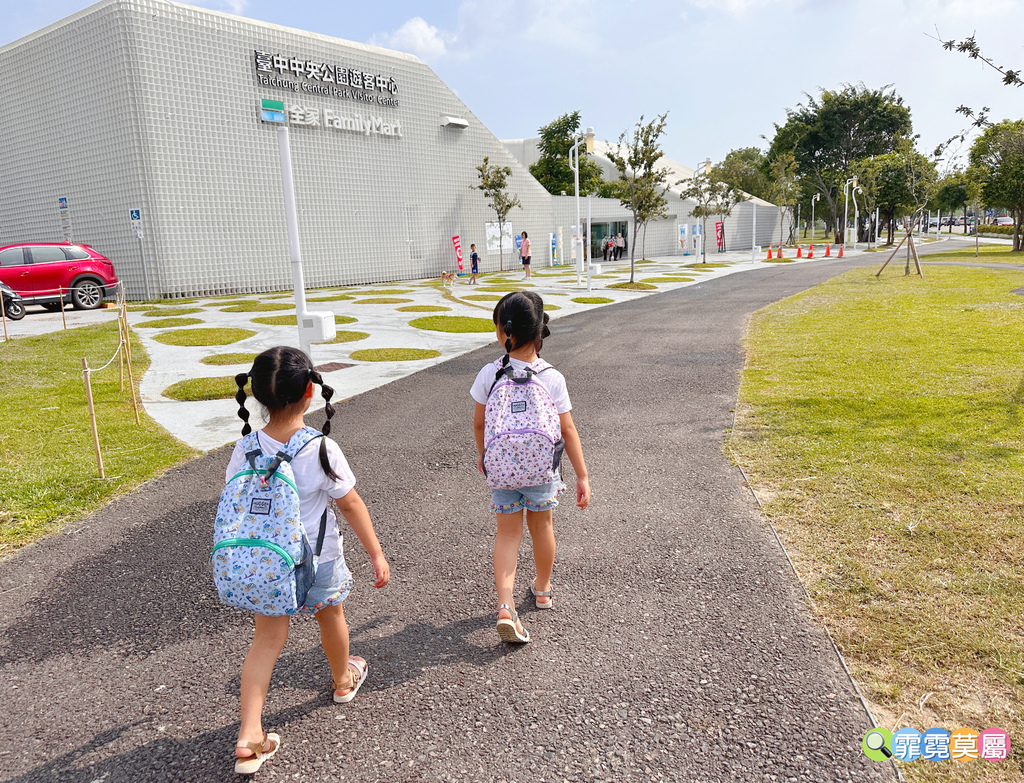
[
  {"xmin": 843, "ymin": 177, "xmax": 858, "ymax": 246},
  {"xmin": 851, "ymin": 185, "xmax": 863, "ymax": 250},
  {"xmin": 569, "ymin": 126, "xmax": 595, "ymax": 287},
  {"xmin": 811, "ymin": 193, "xmax": 820, "ymax": 245}
]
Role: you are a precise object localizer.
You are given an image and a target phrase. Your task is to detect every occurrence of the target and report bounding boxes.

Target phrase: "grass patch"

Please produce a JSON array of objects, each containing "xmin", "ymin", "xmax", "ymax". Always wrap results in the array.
[
  {"xmin": 543, "ymin": 304, "xmax": 561, "ymax": 311},
  {"xmin": 607, "ymin": 282, "xmax": 657, "ymax": 291},
  {"xmin": 200, "ymin": 353, "xmax": 257, "ymax": 366},
  {"xmin": 314, "ymin": 331, "xmax": 369, "ymax": 344},
  {"xmin": 251, "ymin": 315, "xmax": 297, "ymax": 326},
  {"xmin": 914, "ymin": 242, "xmax": 1023, "ymax": 265},
  {"xmin": 365, "ymin": 288, "xmax": 414, "ymax": 295},
  {"xmin": 397, "ymin": 305, "xmax": 450, "ymax": 312},
  {"xmin": 152, "ymin": 328, "xmax": 256, "ymax": 346},
  {"xmin": 683, "ymin": 262, "xmax": 730, "ymax": 268},
  {"xmin": 408, "ymin": 316, "xmax": 494, "ymax": 333},
  {"xmin": 0, "ymin": 322, "xmax": 196, "ymax": 552},
  {"xmin": 219, "ymin": 302, "xmax": 293, "ymax": 313},
  {"xmin": 307, "ymin": 294, "xmax": 355, "ymax": 302},
  {"xmin": 762, "ymin": 258, "xmax": 796, "ymax": 263},
  {"xmin": 354, "ymin": 298, "xmax": 413, "ymax": 305},
  {"xmin": 141, "ymin": 307, "xmax": 203, "ymax": 317},
  {"xmin": 571, "ymin": 297, "xmax": 614, "ymax": 304},
  {"xmin": 729, "ymin": 265, "xmax": 1024, "ymax": 763},
  {"xmin": 136, "ymin": 317, "xmax": 205, "ymax": 328},
  {"xmin": 460, "ymin": 294, "xmax": 503, "ymax": 301},
  {"xmin": 349, "ymin": 348, "xmax": 441, "ymax": 362},
  {"xmin": 591, "ymin": 274, "xmax": 619, "ymax": 279},
  {"xmin": 477, "ymin": 285, "xmax": 535, "ymax": 292},
  {"xmin": 163, "ymin": 375, "xmax": 250, "ymax": 402},
  {"xmin": 642, "ymin": 277, "xmax": 693, "ymax": 284}
]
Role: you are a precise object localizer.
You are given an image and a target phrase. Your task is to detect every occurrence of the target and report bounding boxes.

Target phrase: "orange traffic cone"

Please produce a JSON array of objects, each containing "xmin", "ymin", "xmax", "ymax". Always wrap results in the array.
[
  {"xmin": 807, "ymin": 244, "xmax": 814, "ymax": 258},
  {"xmin": 838, "ymin": 244, "xmax": 844, "ymax": 258},
  {"xmin": 766, "ymin": 246, "xmax": 773, "ymax": 259},
  {"xmin": 824, "ymin": 243, "xmax": 831, "ymax": 257},
  {"xmin": 796, "ymin": 245, "xmax": 803, "ymax": 258}
]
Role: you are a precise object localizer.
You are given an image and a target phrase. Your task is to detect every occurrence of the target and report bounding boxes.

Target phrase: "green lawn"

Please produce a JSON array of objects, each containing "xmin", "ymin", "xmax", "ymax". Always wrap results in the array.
[
  {"xmin": 729, "ymin": 260, "xmax": 1024, "ymax": 780},
  {"xmin": 0, "ymin": 322, "xmax": 196, "ymax": 552}
]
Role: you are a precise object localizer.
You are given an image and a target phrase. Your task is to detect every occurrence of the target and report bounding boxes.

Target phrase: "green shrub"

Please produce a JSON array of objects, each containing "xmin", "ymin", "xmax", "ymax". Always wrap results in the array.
[
  {"xmin": 153, "ymin": 328, "xmax": 256, "ymax": 346},
  {"xmin": 349, "ymin": 348, "xmax": 442, "ymax": 362},
  {"xmin": 408, "ymin": 316, "xmax": 494, "ymax": 333}
]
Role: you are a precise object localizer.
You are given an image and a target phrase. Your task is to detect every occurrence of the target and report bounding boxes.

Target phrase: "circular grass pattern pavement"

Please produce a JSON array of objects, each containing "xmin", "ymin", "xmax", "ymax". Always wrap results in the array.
[
  {"xmin": 365, "ymin": 288, "xmax": 414, "ymax": 295},
  {"xmin": 642, "ymin": 277, "xmax": 694, "ymax": 283},
  {"xmin": 477, "ymin": 285, "xmax": 535, "ymax": 292},
  {"xmin": 349, "ymin": 348, "xmax": 442, "ymax": 362},
  {"xmin": 307, "ymin": 295, "xmax": 355, "ymax": 302},
  {"xmin": 762, "ymin": 258, "xmax": 796, "ymax": 263},
  {"xmin": 354, "ymin": 297, "xmax": 413, "ymax": 305},
  {"xmin": 141, "ymin": 307, "xmax": 203, "ymax": 317},
  {"xmin": 201, "ymin": 352, "xmax": 258, "ymax": 366},
  {"xmin": 163, "ymin": 375, "xmax": 249, "ymax": 402},
  {"xmin": 251, "ymin": 315, "xmax": 298, "ymax": 326},
  {"xmin": 571, "ymin": 297, "xmax": 614, "ymax": 304},
  {"xmin": 136, "ymin": 317, "xmax": 205, "ymax": 328},
  {"xmin": 408, "ymin": 316, "xmax": 494, "ymax": 333},
  {"xmin": 397, "ymin": 305, "xmax": 450, "ymax": 312},
  {"xmin": 607, "ymin": 282, "xmax": 657, "ymax": 291},
  {"xmin": 153, "ymin": 328, "xmax": 256, "ymax": 346},
  {"xmin": 314, "ymin": 331, "xmax": 370, "ymax": 344},
  {"xmin": 220, "ymin": 302, "xmax": 294, "ymax": 313},
  {"xmin": 461, "ymin": 294, "xmax": 503, "ymax": 301},
  {"xmin": 684, "ymin": 262, "xmax": 730, "ymax": 268}
]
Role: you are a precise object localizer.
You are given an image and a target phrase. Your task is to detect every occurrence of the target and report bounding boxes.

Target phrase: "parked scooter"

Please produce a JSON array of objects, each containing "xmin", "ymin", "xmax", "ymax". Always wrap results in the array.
[{"xmin": 1, "ymin": 282, "xmax": 26, "ymax": 320}]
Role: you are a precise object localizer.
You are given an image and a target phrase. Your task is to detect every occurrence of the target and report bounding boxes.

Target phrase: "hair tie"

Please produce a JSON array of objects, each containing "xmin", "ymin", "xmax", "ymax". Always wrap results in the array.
[{"xmin": 504, "ymin": 320, "xmax": 513, "ymax": 334}]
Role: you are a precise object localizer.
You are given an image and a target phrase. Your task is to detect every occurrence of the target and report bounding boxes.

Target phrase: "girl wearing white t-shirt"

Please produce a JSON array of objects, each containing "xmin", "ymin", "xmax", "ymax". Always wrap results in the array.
[
  {"xmin": 471, "ymin": 291, "xmax": 591, "ymax": 643},
  {"xmin": 228, "ymin": 346, "xmax": 390, "ymax": 775}
]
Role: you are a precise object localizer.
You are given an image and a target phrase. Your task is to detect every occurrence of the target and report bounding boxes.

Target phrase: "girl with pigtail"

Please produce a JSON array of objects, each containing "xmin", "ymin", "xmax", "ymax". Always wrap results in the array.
[
  {"xmin": 226, "ymin": 346, "xmax": 389, "ymax": 775},
  {"xmin": 471, "ymin": 291, "xmax": 591, "ymax": 644}
]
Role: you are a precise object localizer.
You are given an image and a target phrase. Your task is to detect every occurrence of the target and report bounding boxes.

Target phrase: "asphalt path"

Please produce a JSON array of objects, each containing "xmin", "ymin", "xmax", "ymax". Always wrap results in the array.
[{"xmin": 9, "ymin": 248, "xmax": 1002, "ymax": 783}]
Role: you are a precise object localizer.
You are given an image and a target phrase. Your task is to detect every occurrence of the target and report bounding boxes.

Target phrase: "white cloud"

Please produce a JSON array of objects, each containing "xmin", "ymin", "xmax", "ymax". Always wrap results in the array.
[
  {"xmin": 372, "ymin": 17, "xmax": 451, "ymax": 61},
  {"xmin": 186, "ymin": 0, "xmax": 249, "ymax": 16}
]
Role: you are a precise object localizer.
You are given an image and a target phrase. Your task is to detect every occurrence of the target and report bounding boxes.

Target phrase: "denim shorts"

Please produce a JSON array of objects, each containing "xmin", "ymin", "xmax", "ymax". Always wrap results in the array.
[
  {"xmin": 491, "ymin": 481, "xmax": 564, "ymax": 514},
  {"xmin": 300, "ymin": 556, "xmax": 353, "ymax": 614}
]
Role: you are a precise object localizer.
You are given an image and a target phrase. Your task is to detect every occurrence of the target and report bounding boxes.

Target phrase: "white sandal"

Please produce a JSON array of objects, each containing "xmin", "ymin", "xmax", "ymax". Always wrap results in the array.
[
  {"xmin": 234, "ymin": 732, "xmax": 280, "ymax": 775},
  {"xmin": 333, "ymin": 656, "xmax": 368, "ymax": 703},
  {"xmin": 531, "ymin": 580, "xmax": 553, "ymax": 609},
  {"xmin": 496, "ymin": 604, "xmax": 530, "ymax": 643}
]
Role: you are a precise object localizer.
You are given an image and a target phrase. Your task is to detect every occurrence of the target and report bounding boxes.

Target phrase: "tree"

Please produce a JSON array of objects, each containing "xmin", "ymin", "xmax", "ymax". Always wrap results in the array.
[
  {"xmin": 474, "ymin": 156, "xmax": 522, "ymax": 271},
  {"xmin": 606, "ymin": 113, "xmax": 670, "ymax": 283},
  {"xmin": 970, "ymin": 120, "xmax": 1024, "ymax": 251},
  {"xmin": 529, "ymin": 111, "xmax": 608, "ymax": 196},
  {"xmin": 713, "ymin": 147, "xmax": 771, "ymax": 201},
  {"xmin": 931, "ymin": 172, "xmax": 970, "ymax": 234},
  {"xmin": 679, "ymin": 168, "xmax": 740, "ymax": 263},
  {"xmin": 768, "ymin": 84, "xmax": 913, "ymax": 242},
  {"xmin": 854, "ymin": 144, "xmax": 937, "ymax": 245}
]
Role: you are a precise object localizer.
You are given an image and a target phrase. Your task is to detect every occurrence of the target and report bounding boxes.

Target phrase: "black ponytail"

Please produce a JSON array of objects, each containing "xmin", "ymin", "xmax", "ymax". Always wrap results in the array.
[
  {"xmin": 235, "ymin": 373, "xmax": 251, "ymax": 435},
  {"xmin": 245, "ymin": 346, "xmax": 341, "ymax": 481}
]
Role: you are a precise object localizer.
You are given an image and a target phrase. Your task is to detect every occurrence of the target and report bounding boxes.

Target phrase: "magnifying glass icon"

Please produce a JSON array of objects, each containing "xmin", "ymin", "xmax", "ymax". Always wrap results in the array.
[{"xmin": 865, "ymin": 730, "xmax": 893, "ymax": 758}]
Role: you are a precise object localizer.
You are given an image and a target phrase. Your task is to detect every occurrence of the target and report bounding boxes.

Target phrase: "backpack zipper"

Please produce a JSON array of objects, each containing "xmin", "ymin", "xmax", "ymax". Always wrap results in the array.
[{"xmin": 212, "ymin": 538, "xmax": 296, "ymax": 568}]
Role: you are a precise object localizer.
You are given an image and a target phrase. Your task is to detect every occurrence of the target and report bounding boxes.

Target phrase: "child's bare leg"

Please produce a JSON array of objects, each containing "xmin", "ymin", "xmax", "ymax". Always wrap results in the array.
[
  {"xmin": 237, "ymin": 614, "xmax": 289, "ymax": 757},
  {"xmin": 494, "ymin": 511, "xmax": 525, "ymax": 630},
  {"xmin": 315, "ymin": 603, "xmax": 359, "ymax": 694},
  {"xmin": 526, "ymin": 509, "xmax": 555, "ymax": 605}
]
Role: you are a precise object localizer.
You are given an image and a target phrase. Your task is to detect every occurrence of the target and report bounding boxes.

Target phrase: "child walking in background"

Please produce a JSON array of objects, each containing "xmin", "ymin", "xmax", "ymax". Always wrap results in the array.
[
  {"xmin": 227, "ymin": 347, "xmax": 390, "ymax": 775},
  {"xmin": 471, "ymin": 292, "xmax": 590, "ymax": 643},
  {"xmin": 469, "ymin": 243, "xmax": 479, "ymax": 285}
]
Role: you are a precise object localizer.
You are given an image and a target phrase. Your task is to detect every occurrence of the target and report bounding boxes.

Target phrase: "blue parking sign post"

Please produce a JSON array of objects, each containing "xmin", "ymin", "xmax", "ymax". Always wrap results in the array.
[{"xmin": 130, "ymin": 208, "xmax": 150, "ymax": 299}]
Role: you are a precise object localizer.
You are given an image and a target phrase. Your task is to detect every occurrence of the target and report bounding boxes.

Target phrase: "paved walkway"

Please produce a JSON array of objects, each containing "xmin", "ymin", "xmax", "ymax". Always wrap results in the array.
[{"xmin": 0, "ymin": 250, "xmax": 909, "ymax": 782}]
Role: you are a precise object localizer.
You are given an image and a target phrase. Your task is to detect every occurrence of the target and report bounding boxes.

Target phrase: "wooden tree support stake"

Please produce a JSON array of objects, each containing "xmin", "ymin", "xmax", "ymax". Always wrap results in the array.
[
  {"xmin": 60, "ymin": 287, "xmax": 67, "ymax": 330},
  {"xmin": 1, "ymin": 288, "xmax": 7, "ymax": 342},
  {"xmin": 82, "ymin": 358, "xmax": 105, "ymax": 478}
]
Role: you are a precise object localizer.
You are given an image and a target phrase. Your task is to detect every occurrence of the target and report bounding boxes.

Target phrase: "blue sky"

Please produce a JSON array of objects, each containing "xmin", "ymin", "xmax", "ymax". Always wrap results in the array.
[{"xmin": 5, "ymin": 0, "xmax": 1021, "ymax": 171}]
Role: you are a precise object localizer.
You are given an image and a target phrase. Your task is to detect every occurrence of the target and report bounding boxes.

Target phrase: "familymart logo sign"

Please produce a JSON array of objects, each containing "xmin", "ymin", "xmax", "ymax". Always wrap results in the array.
[{"xmin": 259, "ymin": 100, "xmax": 403, "ymax": 138}]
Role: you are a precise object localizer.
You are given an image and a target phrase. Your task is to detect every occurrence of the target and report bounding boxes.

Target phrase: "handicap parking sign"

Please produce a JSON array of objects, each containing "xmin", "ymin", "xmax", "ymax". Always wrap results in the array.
[{"xmin": 130, "ymin": 209, "xmax": 141, "ymax": 221}]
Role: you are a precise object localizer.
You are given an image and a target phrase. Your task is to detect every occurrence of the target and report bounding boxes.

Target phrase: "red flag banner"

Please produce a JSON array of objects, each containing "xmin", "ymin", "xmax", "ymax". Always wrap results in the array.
[
  {"xmin": 452, "ymin": 236, "xmax": 463, "ymax": 272},
  {"xmin": 715, "ymin": 222, "xmax": 724, "ymax": 248}
]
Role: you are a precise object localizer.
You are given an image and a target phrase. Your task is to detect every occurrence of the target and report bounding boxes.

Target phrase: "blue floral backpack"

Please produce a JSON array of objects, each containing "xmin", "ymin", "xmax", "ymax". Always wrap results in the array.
[
  {"xmin": 212, "ymin": 427, "xmax": 328, "ymax": 616},
  {"xmin": 483, "ymin": 359, "xmax": 565, "ymax": 489}
]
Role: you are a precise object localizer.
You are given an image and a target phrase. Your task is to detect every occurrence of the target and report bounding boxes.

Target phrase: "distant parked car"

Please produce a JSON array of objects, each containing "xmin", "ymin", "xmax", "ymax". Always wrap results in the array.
[
  {"xmin": 0, "ymin": 243, "xmax": 119, "ymax": 310},
  {"xmin": 1, "ymin": 281, "xmax": 25, "ymax": 320},
  {"xmin": 994, "ymin": 216, "xmax": 1014, "ymax": 227}
]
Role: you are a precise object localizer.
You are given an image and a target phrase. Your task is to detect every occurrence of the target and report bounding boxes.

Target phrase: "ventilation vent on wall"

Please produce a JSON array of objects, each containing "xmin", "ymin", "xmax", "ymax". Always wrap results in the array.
[{"xmin": 440, "ymin": 116, "xmax": 469, "ymax": 128}]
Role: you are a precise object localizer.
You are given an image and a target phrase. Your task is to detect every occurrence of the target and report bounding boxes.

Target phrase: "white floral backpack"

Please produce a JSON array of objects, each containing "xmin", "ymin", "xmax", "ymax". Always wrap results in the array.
[
  {"xmin": 212, "ymin": 427, "xmax": 328, "ymax": 616},
  {"xmin": 483, "ymin": 359, "xmax": 565, "ymax": 489}
]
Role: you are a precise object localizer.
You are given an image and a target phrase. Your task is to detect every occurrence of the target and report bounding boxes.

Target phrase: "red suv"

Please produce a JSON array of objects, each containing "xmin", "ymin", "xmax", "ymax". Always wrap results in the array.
[{"xmin": 0, "ymin": 243, "xmax": 120, "ymax": 310}]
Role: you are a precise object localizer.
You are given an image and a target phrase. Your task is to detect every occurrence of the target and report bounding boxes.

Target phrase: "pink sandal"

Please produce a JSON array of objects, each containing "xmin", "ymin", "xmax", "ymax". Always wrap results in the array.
[{"xmin": 234, "ymin": 731, "xmax": 280, "ymax": 775}]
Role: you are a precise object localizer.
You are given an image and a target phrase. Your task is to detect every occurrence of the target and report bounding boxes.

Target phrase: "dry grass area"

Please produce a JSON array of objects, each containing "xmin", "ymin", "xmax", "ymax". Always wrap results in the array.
[{"xmin": 729, "ymin": 261, "xmax": 1024, "ymax": 781}]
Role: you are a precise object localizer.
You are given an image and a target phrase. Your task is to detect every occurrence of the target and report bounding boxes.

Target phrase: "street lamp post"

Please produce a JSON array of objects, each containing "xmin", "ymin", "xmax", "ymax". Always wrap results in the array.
[
  {"xmin": 843, "ymin": 177, "xmax": 858, "ymax": 247},
  {"xmin": 811, "ymin": 193, "xmax": 820, "ymax": 246},
  {"xmin": 851, "ymin": 185, "xmax": 863, "ymax": 250},
  {"xmin": 569, "ymin": 126, "xmax": 595, "ymax": 287}
]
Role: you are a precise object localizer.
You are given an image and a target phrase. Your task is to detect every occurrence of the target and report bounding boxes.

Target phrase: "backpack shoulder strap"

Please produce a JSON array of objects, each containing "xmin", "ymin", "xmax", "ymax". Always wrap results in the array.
[
  {"xmin": 241, "ymin": 432, "xmax": 263, "ymax": 475},
  {"xmin": 262, "ymin": 427, "xmax": 324, "ymax": 481}
]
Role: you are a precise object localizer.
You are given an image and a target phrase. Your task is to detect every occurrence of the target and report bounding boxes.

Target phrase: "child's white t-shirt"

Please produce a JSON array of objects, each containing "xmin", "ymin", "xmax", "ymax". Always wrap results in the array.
[
  {"xmin": 470, "ymin": 357, "xmax": 572, "ymax": 413},
  {"xmin": 224, "ymin": 431, "xmax": 356, "ymax": 563}
]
